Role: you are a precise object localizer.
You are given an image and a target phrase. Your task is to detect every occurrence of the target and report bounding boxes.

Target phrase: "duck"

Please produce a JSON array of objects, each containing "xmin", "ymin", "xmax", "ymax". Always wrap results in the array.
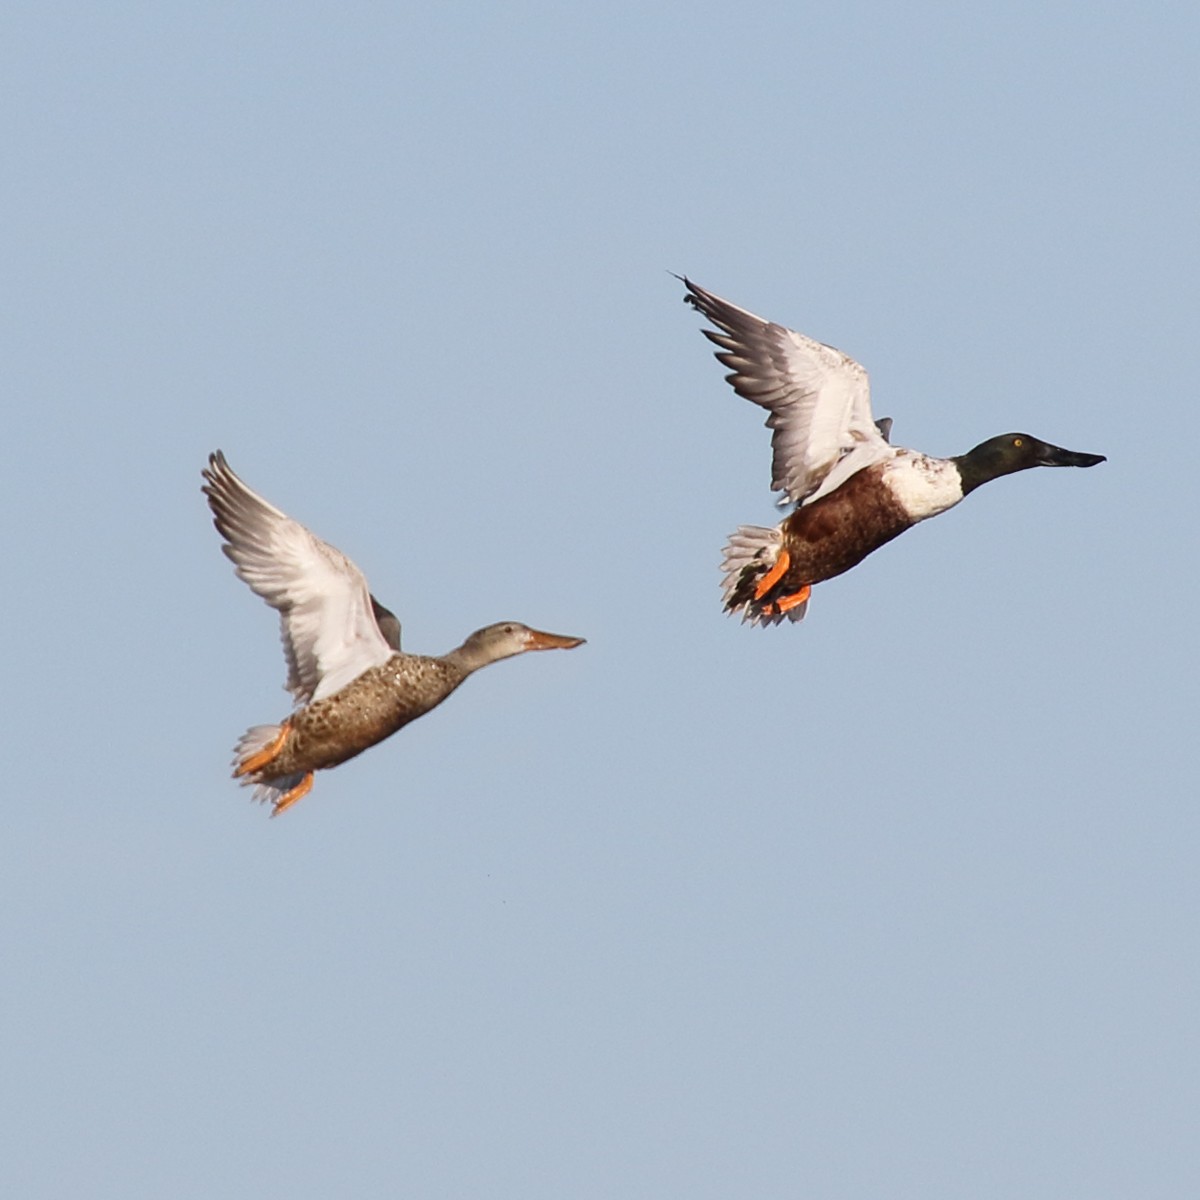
[
  {"xmin": 681, "ymin": 279, "xmax": 1106, "ymax": 626},
  {"xmin": 202, "ymin": 452, "xmax": 585, "ymax": 816}
]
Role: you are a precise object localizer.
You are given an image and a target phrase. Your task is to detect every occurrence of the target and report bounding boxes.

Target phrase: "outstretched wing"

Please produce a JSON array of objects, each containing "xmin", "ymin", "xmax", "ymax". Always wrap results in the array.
[
  {"xmin": 202, "ymin": 452, "xmax": 395, "ymax": 704},
  {"xmin": 682, "ymin": 278, "xmax": 893, "ymax": 506}
]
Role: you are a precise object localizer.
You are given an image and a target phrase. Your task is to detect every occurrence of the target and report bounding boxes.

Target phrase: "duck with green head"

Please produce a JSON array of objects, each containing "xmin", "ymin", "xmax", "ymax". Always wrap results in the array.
[{"xmin": 681, "ymin": 278, "xmax": 1105, "ymax": 625}]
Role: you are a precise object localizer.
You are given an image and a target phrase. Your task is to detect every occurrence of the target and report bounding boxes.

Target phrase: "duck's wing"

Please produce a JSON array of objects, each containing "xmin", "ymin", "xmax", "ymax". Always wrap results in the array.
[
  {"xmin": 682, "ymin": 279, "xmax": 893, "ymax": 506},
  {"xmin": 203, "ymin": 452, "xmax": 395, "ymax": 704},
  {"xmin": 370, "ymin": 595, "xmax": 403, "ymax": 652}
]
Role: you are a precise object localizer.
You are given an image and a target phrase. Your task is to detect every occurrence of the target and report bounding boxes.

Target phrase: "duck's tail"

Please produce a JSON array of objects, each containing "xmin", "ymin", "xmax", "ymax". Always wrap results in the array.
[
  {"xmin": 721, "ymin": 525, "xmax": 810, "ymax": 627},
  {"xmin": 231, "ymin": 723, "xmax": 308, "ymax": 810}
]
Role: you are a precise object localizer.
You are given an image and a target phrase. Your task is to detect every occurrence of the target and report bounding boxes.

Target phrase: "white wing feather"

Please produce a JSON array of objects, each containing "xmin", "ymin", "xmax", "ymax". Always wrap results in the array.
[
  {"xmin": 683, "ymin": 280, "xmax": 894, "ymax": 506},
  {"xmin": 202, "ymin": 453, "xmax": 395, "ymax": 705}
]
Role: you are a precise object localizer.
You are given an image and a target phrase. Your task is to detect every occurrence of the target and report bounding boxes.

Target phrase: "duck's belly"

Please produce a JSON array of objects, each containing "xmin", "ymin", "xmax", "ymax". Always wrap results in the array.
[
  {"xmin": 782, "ymin": 468, "xmax": 918, "ymax": 583},
  {"xmin": 272, "ymin": 657, "xmax": 463, "ymax": 775}
]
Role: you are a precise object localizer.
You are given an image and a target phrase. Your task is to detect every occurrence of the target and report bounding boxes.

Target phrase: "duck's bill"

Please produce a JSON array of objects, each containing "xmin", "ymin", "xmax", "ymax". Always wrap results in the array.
[
  {"xmin": 1037, "ymin": 443, "xmax": 1107, "ymax": 468},
  {"xmin": 525, "ymin": 629, "xmax": 587, "ymax": 651}
]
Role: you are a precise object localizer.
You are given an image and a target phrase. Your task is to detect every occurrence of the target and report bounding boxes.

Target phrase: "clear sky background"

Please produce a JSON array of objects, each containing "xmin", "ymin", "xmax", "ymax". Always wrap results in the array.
[{"xmin": 3, "ymin": 3, "xmax": 1196, "ymax": 1197}]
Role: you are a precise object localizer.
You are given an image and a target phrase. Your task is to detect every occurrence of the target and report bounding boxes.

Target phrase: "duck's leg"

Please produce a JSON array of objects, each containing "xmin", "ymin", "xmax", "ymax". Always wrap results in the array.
[
  {"xmin": 235, "ymin": 720, "xmax": 291, "ymax": 777},
  {"xmin": 753, "ymin": 548, "xmax": 811, "ymax": 614},
  {"xmin": 270, "ymin": 772, "xmax": 314, "ymax": 818},
  {"xmin": 753, "ymin": 548, "xmax": 792, "ymax": 600}
]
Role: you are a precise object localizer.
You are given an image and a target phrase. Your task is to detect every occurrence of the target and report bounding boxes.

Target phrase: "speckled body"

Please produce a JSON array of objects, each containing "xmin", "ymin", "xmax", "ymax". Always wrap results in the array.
[{"xmin": 263, "ymin": 654, "xmax": 468, "ymax": 779}]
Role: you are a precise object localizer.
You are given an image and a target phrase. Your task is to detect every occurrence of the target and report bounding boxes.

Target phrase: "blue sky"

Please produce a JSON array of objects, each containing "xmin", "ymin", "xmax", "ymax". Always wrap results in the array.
[{"xmin": 3, "ymin": 2, "xmax": 1196, "ymax": 1196}]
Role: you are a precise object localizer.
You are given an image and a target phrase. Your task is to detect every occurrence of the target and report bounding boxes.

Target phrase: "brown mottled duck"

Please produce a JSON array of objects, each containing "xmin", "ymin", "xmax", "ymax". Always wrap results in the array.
[{"xmin": 202, "ymin": 452, "xmax": 585, "ymax": 816}]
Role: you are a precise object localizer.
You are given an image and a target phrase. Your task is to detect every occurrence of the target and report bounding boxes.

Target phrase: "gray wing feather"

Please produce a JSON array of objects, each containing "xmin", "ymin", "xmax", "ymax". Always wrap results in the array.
[
  {"xmin": 683, "ymin": 278, "xmax": 892, "ymax": 506},
  {"xmin": 370, "ymin": 595, "xmax": 403, "ymax": 652}
]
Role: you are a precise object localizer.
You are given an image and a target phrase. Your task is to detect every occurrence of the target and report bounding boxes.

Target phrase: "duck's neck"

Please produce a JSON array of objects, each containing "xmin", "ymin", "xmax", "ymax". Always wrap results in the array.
[
  {"xmin": 440, "ymin": 641, "xmax": 499, "ymax": 677},
  {"xmin": 952, "ymin": 449, "xmax": 1014, "ymax": 496}
]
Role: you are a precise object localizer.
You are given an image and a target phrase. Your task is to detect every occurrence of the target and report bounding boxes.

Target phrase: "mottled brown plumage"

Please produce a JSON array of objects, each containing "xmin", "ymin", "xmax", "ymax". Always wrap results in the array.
[
  {"xmin": 203, "ymin": 452, "xmax": 584, "ymax": 816},
  {"xmin": 253, "ymin": 656, "xmax": 466, "ymax": 778}
]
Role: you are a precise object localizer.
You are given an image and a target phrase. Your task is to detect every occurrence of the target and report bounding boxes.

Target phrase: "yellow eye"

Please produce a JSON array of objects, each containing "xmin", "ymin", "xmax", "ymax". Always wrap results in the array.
[{"xmin": 1013, "ymin": 437, "xmax": 1023, "ymax": 447}]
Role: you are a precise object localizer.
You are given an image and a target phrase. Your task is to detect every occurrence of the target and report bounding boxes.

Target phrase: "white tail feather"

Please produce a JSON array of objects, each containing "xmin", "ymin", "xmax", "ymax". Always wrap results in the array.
[
  {"xmin": 720, "ymin": 525, "xmax": 810, "ymax": 627},
  {"xmin": 231, "ymin": 724, "xmax": 305, "ymax": 807}
]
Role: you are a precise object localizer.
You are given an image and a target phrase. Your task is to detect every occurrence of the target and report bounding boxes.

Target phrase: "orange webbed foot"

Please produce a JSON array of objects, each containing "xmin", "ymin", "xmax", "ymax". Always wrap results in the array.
[
  {"xmin": 776, "ymin": 584, "xmax": 812, "ymax": 613},
  {"xmin": 270, "ymin": 772, "xmax": 314, "ymax": 818},
  {"xmin": 235, "ymin": 720, "xmax": 291, "ymax": 778}
]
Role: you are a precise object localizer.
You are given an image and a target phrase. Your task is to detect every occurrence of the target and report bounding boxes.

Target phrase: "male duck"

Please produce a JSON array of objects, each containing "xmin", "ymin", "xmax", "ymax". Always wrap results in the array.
[
  {"xmin": 202, "ymin": 452, "xmax": 585, "ymax": 816},
  {"xmin": 682, "ymin": 279, "xmax": 1106, "ymax": 625}
]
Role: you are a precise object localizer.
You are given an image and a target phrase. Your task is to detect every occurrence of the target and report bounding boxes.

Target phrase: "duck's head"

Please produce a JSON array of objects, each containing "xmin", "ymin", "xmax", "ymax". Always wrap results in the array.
[
  {"xmin": 453, "ymin": 622, "xmax": 586, "ymax": 672},
  {"xmin": 954, "ymin": 433, "xmax": 1106, "ymax": 495}
]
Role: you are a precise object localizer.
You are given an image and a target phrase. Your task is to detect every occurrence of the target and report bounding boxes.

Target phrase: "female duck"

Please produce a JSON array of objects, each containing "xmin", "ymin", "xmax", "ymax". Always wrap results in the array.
[
  {"xmin": 682, "ymin": 279, "xmax": 1105, "ymax": 626},
  {"xmin": 203, "ymin": 452, "xmax": 584, "ymax": 816}
]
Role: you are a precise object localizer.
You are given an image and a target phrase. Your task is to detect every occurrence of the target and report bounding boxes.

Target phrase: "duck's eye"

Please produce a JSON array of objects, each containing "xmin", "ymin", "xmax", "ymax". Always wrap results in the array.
[{"xmin": 1013, "ymin": 437, "xmax": 1023, "ymax": 448}]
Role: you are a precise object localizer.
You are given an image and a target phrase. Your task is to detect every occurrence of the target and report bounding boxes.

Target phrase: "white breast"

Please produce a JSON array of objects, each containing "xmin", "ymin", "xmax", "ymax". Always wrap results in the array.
[{"xmin": 882, "ymin": 453, "xmax": 964, "ymax": 522}]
